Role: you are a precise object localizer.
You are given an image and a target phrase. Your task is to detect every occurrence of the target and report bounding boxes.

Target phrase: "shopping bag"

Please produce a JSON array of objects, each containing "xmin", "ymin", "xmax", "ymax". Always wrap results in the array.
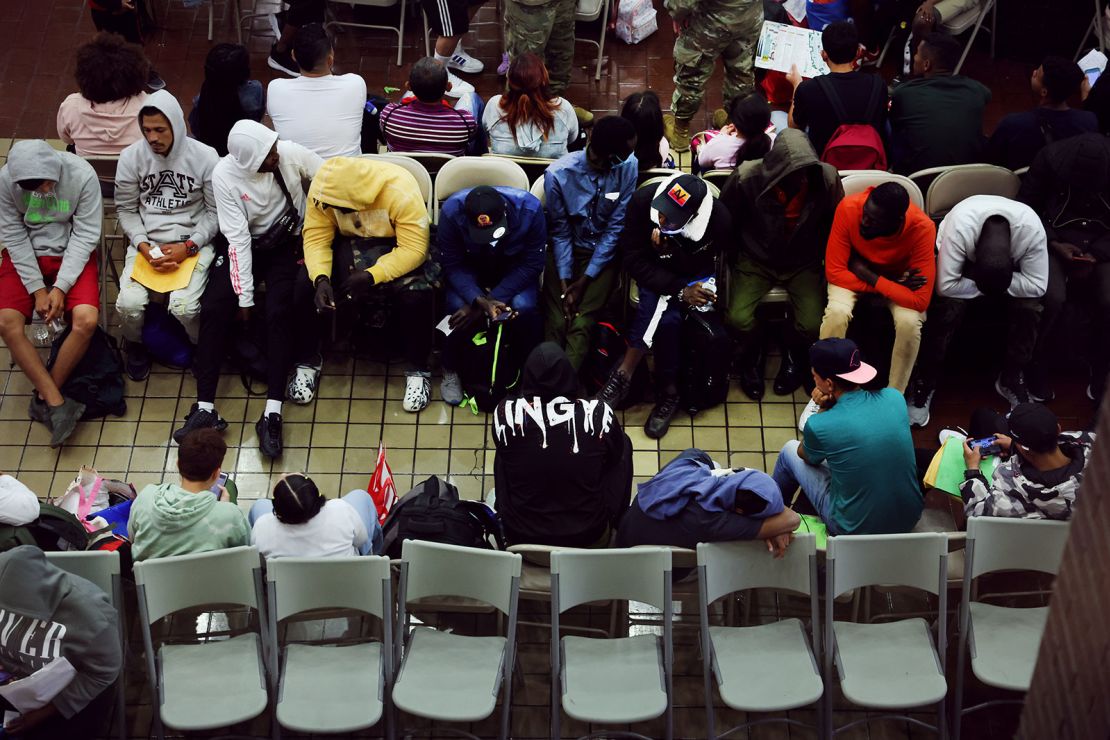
[{"xmin": 367, "ymin": 442, "xmax": 398, "ymax": 525}]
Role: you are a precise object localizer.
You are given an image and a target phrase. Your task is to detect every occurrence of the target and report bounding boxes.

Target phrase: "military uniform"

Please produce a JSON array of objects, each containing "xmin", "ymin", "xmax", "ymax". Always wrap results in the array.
[
  {"xmin": 667, "ymin": 0, "xmax": 763, "ymax": 121},
  {"xmin": 503, "ymin": 0, "xmax": 576, "ymax": 95}
]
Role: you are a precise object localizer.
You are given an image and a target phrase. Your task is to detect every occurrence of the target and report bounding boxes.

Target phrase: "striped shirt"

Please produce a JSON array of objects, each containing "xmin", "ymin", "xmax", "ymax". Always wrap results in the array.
[{"xmin": 380, "ymin": 98, "xmax": 477, "ymax": 156}]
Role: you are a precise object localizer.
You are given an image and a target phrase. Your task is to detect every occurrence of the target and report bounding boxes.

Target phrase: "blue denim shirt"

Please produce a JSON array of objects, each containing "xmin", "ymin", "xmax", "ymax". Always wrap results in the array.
[{"xmin": 544, "ymin": 150, "xmax": 637, "ymax": 280}]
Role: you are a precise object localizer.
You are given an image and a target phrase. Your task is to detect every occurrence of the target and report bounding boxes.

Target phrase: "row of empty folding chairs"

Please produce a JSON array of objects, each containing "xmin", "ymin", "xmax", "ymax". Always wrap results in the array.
[{"xmin": 45, "ymin": 516, "xmax": 1067, "ymax": 740}]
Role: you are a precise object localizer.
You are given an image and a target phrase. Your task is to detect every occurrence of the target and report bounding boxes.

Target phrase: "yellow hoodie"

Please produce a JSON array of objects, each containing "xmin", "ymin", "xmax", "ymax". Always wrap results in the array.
[{"xmin": 302, "ymin": 158, "xmax": 430, "ymax": 285}]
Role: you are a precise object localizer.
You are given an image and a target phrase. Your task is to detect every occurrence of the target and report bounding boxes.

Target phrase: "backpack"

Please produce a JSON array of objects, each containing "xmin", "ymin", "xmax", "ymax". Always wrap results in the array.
[
  {"xmin": 580, "ymin": 321, "xmax": 649, "ymax": 409},
  {"xmin": 456, "ymin": 321, "xmax": 521, "ymax": 413},
  {"xmin": 0, "ymin": 504, "xmax": 90, "ymax": 553},
  {"xmin": 141, "ymin": 302, "xmax": 194, "ymax": 369},
  {"xmin": 361, "ymin": 94, "xmax": 390, "ymax": 154},
  {"xmin": 380, "ymin": 475, "xmax": 504, "ymax": 558},
  {"xmin": 679, "ymin": 310, "xmax": 733, "ymax": 415},
  {"xmin": 48, "ymin": 326, "xmax": 127, "ymax": 420},
  {"xmin": 817, "ymin": 75, "xmax": 888, "ymax": 171}
]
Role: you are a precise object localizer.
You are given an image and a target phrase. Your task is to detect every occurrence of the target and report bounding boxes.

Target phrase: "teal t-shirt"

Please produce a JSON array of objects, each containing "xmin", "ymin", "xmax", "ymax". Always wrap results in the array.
[{"xmin": 802, "ymin": 387, "xmax": 923, "ymax": 535}]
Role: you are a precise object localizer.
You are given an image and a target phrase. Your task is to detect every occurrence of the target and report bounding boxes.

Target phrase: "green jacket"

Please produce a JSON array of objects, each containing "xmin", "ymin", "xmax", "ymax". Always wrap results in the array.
[{"xmin": 128, "ymin": 482, "xmax": 250, "ymax": 562}]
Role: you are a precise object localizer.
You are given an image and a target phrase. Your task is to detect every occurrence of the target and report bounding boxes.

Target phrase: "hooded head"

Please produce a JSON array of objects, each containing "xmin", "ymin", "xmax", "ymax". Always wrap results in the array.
[
  {"xmin": 6, "ymin": 140, "xmax": 63, "ymax": 193},
  {"xmin": 756, "ymin": 129, "xmax": 821, "ymax": 195},
  {"xmin": 138, "ymin": 89, "xmax": 188, "ymax": 159},
  {"xmin": 0, "ymin": 546, "xmax": 71, "ymax": 621},
  {"xmin": 227, "ymin": 119, "xmax": 281, "ymax": 174},
  {"xmin": 520, "ymin": 342, "xmax": 581, "ymax": 400}
]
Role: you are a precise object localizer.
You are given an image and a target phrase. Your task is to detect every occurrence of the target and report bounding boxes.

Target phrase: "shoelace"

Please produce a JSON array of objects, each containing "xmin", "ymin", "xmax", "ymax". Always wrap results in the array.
[
  {"xmin": 263, "ymin": 415, "xmax": 282, "ymax": 445},
  {"xmin": 600, "ymin": 372, "xmax": 629, "ymax": 401}
]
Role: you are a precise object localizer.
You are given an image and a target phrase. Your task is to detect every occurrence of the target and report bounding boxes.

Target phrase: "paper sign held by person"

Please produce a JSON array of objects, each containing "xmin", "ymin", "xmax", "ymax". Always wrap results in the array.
[
  {"xmin": 0, "ymin": 657, "xmax": 76, "ymax": 713},
  {"xmin": 755, "ymin": 21, "xmax": 829, "ymax": 79}
]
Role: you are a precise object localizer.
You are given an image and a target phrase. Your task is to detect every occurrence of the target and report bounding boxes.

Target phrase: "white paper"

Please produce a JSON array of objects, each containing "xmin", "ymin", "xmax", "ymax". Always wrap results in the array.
[
  {"xmin": 435, "ymin": 315, "xmax": 454, "ymax": 337},
  {"xmin": 0, "ymin": 657, "xmax": 76, "ymax": 713},
  {"xmin": 782, "ymin": 0, "xmax": 806, "ymax": 20},
  {"xmin": 1079, "ymin": 49, "xmax": 1108, "ymax": 74},
  {"xmin": 755, "ymin": 21, "xmax": 829, "ymax": 79}
]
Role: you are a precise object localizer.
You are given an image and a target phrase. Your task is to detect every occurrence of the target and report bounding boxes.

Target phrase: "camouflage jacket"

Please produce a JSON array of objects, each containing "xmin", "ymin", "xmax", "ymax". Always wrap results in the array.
[{"xmin": 960, "ymin": 432, "xmax": 1094, "ymax": 520}]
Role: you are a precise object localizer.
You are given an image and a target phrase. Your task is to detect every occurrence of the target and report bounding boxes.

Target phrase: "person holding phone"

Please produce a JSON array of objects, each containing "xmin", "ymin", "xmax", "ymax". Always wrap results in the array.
[{"xmin": 437, "ymin": 186, "xmax": 547, "ymax": 405}]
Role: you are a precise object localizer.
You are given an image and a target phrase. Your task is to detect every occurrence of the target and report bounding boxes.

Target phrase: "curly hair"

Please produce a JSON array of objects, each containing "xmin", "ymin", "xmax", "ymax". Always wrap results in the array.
[{"xmin": 74, "ymin": 32, "xmax": 150, "ymax": 104}]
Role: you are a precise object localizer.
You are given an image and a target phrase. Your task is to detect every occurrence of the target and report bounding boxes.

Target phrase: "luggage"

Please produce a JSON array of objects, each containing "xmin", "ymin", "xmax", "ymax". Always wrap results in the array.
[
  {"xmin": 48, "ymin": 326, "xmax": 127, "ymax": 420},
  {"xmin": 817, "ymin": 75, "xmax": 888, "ymax": 171},
  {"xmin": 679, "ymin": 310, "xmax": 733, "ymax": 415},
  {"xmin": 456, "ymin": 321, "xmax": 521, "ymax": 412},
  {"xmin": 380, "ymin": 475, "xmax": 504, "ymax": 558}
]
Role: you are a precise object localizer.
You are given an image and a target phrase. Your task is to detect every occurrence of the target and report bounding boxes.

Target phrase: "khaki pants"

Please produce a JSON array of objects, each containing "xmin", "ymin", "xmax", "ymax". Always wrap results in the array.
[{"xmin": 819, "ymin": 284, "xmax": 925, "ymax": 393}]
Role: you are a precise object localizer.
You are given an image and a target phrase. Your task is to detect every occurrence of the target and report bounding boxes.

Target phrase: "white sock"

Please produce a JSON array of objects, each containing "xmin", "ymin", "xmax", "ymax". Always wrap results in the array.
[
  {"xmin": 434, "ymin": 51, "xmax": 452, "ymax": 65},
  {"xmin": 197, "ymin": 401, "xmax": 215, "ymax": 412},
  {"xmin": 265, "ymin": 399, "xmax": 283, "ymax": 417}
]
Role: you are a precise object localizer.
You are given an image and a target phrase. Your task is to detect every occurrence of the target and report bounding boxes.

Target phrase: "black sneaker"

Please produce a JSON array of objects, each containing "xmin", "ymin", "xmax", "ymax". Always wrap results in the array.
[
  {"xmin": 257, "ymin": 413, "xmax": 284, "ymax": 459},
  {"xmin": 596, "ymin": 368, "xmax": 630, "ymax": 407},
  {"xmin": 268, "ymin": 45, "xmax": 300, "ymax": 76},
  {"xmin": 146, "ymin": 69, "xmax": 166, "ymax": 91},
  {"xmin": 124, "ymin": 341, "xmax": 151, "ymax": 382},
  {"xmin": 48, "ymin": 397, "xmax": 86, "ymax": 448},
  {"xmin": 905, "ymin": 377, "xmax": 934, "ymax": 428},
  {"xmin": 1026, "ymin": 369, "xmax": 1054, "ymax": 403},
  {"xmin": 173, "ymin": 404, "xmax": 228, "ymax": 444},
  {"xmin": 644, "ymin": 394, "xmax": 680, "ymax": 439},
  {"xmin": 995, "ymin": 371, "xmax": 1029, "ymax": 410},
  {"xmin": 28, "ymin": 395, "xmax": 51, "ymax": 427}
]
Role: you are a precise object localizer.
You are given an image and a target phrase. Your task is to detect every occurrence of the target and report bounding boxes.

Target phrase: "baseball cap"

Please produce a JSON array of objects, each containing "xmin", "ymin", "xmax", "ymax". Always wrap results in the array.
[
  {"xmin": 464, "ymin": 186, "xmax": 508, "ymax": 245},
  {"xmin": 651, "ymin": 174, "xmax": 707, "ymax": 229},
  {"xmin": 1008, "ymin": 402, "xmax": 1059, "ymax": 453},
  {"xmin": 809, "ymin": 338, "xmax": 877, "ymax": 384}
]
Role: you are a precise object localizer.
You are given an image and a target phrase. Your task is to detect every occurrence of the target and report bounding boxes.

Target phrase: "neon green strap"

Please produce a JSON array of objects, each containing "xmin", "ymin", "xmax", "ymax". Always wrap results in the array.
[{"xmin": 459, "ymin": 394, "xmax": 479, "ymax": 415}]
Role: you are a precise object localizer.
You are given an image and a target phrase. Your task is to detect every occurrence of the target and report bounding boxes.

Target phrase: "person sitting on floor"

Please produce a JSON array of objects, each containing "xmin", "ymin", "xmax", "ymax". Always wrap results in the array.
[
  {"xmin": 621, "ymin": 91, "xmax": 674, "ymax": 171},
  {"xmin": 959, "ymin": 402, "xmax": 1093, "ymax": 520},
  {"xmin": 439, "ymin": 185, "xmax": 547, "ymax": 405},
  {"xmin": 492, "ymin": 342, "xmax": 633, "ymax": 547},
  {"xmin": 906, "ymin": 195, "xmax": 1047, "ymax": 426},
  {"xmin": 249, "ymin": 473, "xmax": 383, "ymax": 558},
  {"xmin": 0, "ymin": 140, "xmax": 102, "ymax": 448},
  {"xmin": 128, "ymin": 428, "xmax": 250, "ymax": 562},
  {"xmin": 303, "ymin": 157, "xmax": 435, "ymax": 412},
  {"xmin": 721, "ymin": 129, "xmax": 842, "ymax": 401},
  {"xmin": 483, "ymin": 53, "xmax": 578, "ymax": 159},
  {"xmin": 114, "ymin": 90, "xmax": 220, "ymax": 381},
  {"xmin": 596, "ymin": 173, "xmax": 732, "ymax": 439},
  {"xmin": 189, "ymin": 43, "xmax": 266, "ymax": 157},
  {"xmin": 0, "ymin": 473, "xmax": 41, "ymax": 527},
  {"xmin": 616, "ymin": 448, "xmax": 800, "ymax": 557},
  {"xmin": 696, "ymin": 93, "xmax": 774, "ymax": 173},
  {"xmin": 772, "ymin": 338, "xmax": 923, "ymax": 536},
  {"xmin": 818, "ymin": 182, "xmax": 936, "ymax": 397},
  {"xmin": 380, "ymin": 57, "xmax": 480, "ymax": 157}
]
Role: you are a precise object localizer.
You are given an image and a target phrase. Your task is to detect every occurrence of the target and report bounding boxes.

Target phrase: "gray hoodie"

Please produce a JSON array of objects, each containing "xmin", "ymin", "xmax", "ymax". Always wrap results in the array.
[
  {"xmin": 0, "ymin": 140, "xmax": 102, "ymax": 294},
  {"xmin": 128, "ymin": 482, "xmax": 251, "ymax": 562},
  {"xmin": 0, "ymin": 546, "xmax": 121, "ymax": 718},
  {"xmin": 114, "ymin": 90, "xmax": 219, "ymax": 251}
]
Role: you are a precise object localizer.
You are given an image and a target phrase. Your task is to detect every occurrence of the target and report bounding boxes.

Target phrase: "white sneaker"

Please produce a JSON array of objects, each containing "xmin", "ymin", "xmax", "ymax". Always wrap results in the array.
[
  {"xmin": 445, "ymin": 70, "xmax": 475, "ymax": 97},
  {"xmin": 286, "ymin": 358, "xmax": 322, "ymax": 405},
  {"xmin": 441, "ymin": 370, "xmax": 463, "ymax": 406},
  {"xmin": 797, "ymin": 399, "xmax": 821, "ymax": 433},
  {"xmin": 446, "ymin": 45, "xmax": 484, "ymax": 74},
  {"xmin": 403, "ymin": 371, "xmax": 431, "ymax": 413},
  {"xmin": 938, "ymin": 428, "xmax": 968, "ymax": 447}
]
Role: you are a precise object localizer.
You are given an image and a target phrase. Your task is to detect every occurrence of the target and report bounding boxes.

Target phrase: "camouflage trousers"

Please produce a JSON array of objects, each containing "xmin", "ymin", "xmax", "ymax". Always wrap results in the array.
[
  {"xmin": 671, "ymin": 0, "xmax": 763, "ymax": 120},
  {"xmin": 504, "ymin": 0, "xmax": 576, "ymax": 95}
]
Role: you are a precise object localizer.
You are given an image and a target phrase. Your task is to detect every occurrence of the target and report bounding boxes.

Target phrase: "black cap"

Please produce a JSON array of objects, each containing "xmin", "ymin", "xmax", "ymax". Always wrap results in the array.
[
  {"xmin": 464, "ymin": 186, "xmax": 508, "ymax": 245},
  {"xmin": 651, "ymin": 175, "xmax": 707, "ymax": 229},
  {"xmin": 1008, "ymin": 402, "xmax": 1059, "ymax": 453},
  {"xmin": 808, "ymin": 338, "xmax": 877, "ymax": 384}
]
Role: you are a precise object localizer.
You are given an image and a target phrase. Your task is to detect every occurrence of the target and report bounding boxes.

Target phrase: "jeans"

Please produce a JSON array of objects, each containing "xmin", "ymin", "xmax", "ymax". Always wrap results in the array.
[
  {"xmin": 628, "ymin": 286, "xmax": 683, "ymax": 390},
  {"xmin": 771, "ymin": 439, "xmax": 838, "ymax": 535},
  {"xmin": 442, "ymin": 283, "xmax": 542, "ymax": 369},
  {"xmin": 542, "ymin": 249, "xmax": 618, "ymax": 370},
  {"xmin": 116, "ymin": 243, "xmax": 217, "ymax": 344},
  {"xmin": 249, "ymin": 489, "xmax": 384, "ymax": 556}
]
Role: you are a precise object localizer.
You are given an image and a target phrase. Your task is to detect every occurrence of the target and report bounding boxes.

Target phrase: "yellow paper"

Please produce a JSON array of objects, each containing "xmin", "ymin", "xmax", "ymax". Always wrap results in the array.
[{"xmin": 129, "ymin": 252, "xmax": 199, "ymax": 293}]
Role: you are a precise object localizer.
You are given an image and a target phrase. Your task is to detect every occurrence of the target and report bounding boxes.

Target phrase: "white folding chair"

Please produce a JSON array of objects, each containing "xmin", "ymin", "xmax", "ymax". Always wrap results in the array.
[
  {"xmin": 574, "ymin": 0, "xmax": 611, "ymax": 80},
  {"xmin": 946, "ymin": 0, "xmax": 997, "ymax": 75},
  {"xmin": 265, "ymin": 556, "xmax": 395, "ymax": 738},
  {"xmin": 1075, "ymin": 0, "xmax": 1107, "ymax": 60},
  {"xmin": 133, "ymin": 546, "xmax": 269, "ymax": 740},
  {"xmin": 45, "ymin": 550, "xmax": 126, "ymax": 740},
  {"xmin": 841, "ymin": 171, "xmax": 925, "ymax": 211},
  {"xmin": 824, "ymin": 533, "xmax": 949, "ymax": 739},
  {"xmin": 953, "ymin": 517, "xmax": 1070, "ymax": 740},
  {"xmin": 550, "ymin": 547, "xmax": 674, "ymax": 740},
  {"xmin": 924, "ymin": 164, "xmax": 1021, "ymax": 219},
  {"xmin": 700, "ymin": 168, "xmax": 732, "ymax": 192},
  {"xmin": 483, "ymin": 152, "xmax": 557, "ymax": 185},
  {"xmin": 432, "ymin": 156, "xmax": 530, "ymax": 223},
  {"xmin": 325, "ymin": 0, "xmax": 408, "ymax": 66},
  {"xmin": 696, "ymin": 535, "xmax": 823, "ymax": 739},
  {"xmin": 392, "ymin": 540, "xmax": 522, "ymax": 740},
  {"xmin": 82, "ymin": 155, "xmax": 124, "ymax": 330},
  {"xmin": 360, "ymin": 153, "xmax": 434, "ymax": 216},
  {"xmin": 529, "ymin": 173, "xmax": 547, "ymax": 207}
]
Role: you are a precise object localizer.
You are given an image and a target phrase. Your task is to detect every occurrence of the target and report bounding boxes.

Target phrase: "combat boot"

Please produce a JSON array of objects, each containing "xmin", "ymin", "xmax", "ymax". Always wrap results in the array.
[{"xmin": 664, "ymin": 114, "xmax": 691, "ymax": 152}]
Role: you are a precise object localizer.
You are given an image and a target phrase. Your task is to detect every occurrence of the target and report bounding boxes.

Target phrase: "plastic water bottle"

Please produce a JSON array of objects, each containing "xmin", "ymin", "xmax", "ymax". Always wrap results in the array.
[
  {"xmin": 29, "ymin": 317, "xmax": 66, "ymax": 346},
  {"xmin": 693, "ymin": 276, "xmax": 717, "ymax": 313}
]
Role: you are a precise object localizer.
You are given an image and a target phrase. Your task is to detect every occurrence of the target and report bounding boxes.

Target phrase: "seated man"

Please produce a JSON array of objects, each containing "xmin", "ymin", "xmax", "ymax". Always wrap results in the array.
[
  {"xmin": 439, "ymin": 185, "xmax": 546, "ymax": 404},
  {"xmin": 303, "ymin": 157, "xmax": 435, "ymax": 412},
  {"xmin": 907, "ymin": 195, "xmax": 1047, "ymax": 425},
  {"xmin": 0, "ymin": 546, "xmax": 121, "ymax": 740},
  {"xmin": 114, "ymin": 89, "xmax": 220, "ymax": 380},
  {"xmin": 0, "ymin": 473, "xmax": 41, "ymax": 527},
  {"xmin": 492, "ymin": 342, "xmax": 632, "ymax": 547},
  {"xmin": 0, "ymin": 140, "xmax": 102, "ymax": 447},
  {"xmin": 128, "ymin": 428, "xmax": 250, "ymax": 562},
  {"xmin": 960, "ymin": 402, "xmax": 1092, "ymax": 520},
  {"xmin": 787, "ymin": 20, "xmax": 888, "ymax": 158},
  {"xmin": 773, "ymin": 338, "xmax": 924, "ymax": 535},
  {"xmin": 889, "ymin": 32, "xmax": 991, "ymax": 174},
  {"xmin": 266, "ymin": 23, "xmax": 366, "ymax": 158},
  {"xmin": 543, "ymin": 115, "xmax": 638, "ymax": 369},
  {"xmin": 597, "ymin": 174, "xmax": 732, "ymax": 438},
  {"xmin": 615, "ymin": 448, "xmax": 800, "ymax": 556},
  {"xmin": 721, "ymin": 130, "xmax": 843, "ymax": 400},
  {"xmin": 986, "ymin": 56, "xmax": 1098, "ymax": 171},
  {"xmin": 820, "ymin": 182, "xmax": 935, "ymax": 395},
  {"xmin": 1019, "ymin": 132, "xmax": 1110, "ymax": 404},
  {"xmin": 380, "ymin": 57, "xmax": 479, "ymax": 156}
]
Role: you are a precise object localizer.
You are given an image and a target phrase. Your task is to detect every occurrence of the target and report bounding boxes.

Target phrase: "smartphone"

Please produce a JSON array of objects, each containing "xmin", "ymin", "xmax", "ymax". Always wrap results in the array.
[
  {"xmin": 210, "ymin": 472, "xmax": 229, "ymax": 496},
  {"xmin": 491, "ymin": 310, "xmax": 512, "ymax": 323},
  {"xmin": 969, "ymin": 437, "xmax": 1001, "ymax": 456}
]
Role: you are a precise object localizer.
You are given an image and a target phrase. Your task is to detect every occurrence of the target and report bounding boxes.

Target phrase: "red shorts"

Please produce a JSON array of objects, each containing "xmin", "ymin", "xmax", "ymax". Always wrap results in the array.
[{"xmin": 0, "ymin": 251, "xmax": 100, "ymax": 319}]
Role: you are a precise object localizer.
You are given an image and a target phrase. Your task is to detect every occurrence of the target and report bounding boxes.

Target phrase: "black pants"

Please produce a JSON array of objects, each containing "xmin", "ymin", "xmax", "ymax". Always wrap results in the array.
[
  {"xmin": 914, "ymin": 294, "xmax": 1043, "ymax": 388},
  {"xmin": 1032, "ymin": 252, "xmax": 1110, "ymax": 387},
  {"xmin": 195, "ymin": 242, "xmax": 316, "ymax": 403},
  {"xmin": 286, "ymin": 0, "xmax": 326, "ymax": 25},
  {"xmin": 353, "ymin": 283, "xmax": 435, "ymax": 371}
]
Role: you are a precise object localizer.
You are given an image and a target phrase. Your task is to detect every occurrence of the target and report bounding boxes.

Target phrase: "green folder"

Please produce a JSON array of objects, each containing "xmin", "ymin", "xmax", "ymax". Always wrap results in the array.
[
  {"xmin": 794, "ymin": 513, "xmax": 828, "ymax": 550},
  {"xmin": 932, "ymin": 437, "xmax": 1000, "ymax": 498}
]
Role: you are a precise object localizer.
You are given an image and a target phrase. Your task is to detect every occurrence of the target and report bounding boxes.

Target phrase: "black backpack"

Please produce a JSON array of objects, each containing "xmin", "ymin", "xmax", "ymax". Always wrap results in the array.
[
  {"xmin": 456, "ymin": 322, "xmax": 521, "ymax": 413},
  {"xmin": 48, "ymin": 327, "xmax": 127, "ymax": 420},
  {"xmin": 381, "ymin": 475, "xmax": 504, "ymax": 558},
  {"xmin": 679, "ymin": 310, "xmax": 733, "ymax": 415},
  {"xmin": 0, "ymin": 503, "xmax": 89, "ymax": 553},
  {"xmin": 580, "ymin": 321, "xmax": 649, "ymax": 409}
]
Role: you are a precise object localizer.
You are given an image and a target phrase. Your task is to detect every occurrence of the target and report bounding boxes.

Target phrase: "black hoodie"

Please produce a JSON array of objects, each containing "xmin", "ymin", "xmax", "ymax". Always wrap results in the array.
[{"xmin": 492, "ymin": 343, "xmax": 633, "ymax": 546}]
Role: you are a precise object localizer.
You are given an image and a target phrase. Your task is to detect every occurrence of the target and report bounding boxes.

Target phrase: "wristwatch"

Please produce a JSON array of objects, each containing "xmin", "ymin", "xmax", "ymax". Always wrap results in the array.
[{"xmin": 184, "ymin": 239, "xmax": 199, "ymax": 257}]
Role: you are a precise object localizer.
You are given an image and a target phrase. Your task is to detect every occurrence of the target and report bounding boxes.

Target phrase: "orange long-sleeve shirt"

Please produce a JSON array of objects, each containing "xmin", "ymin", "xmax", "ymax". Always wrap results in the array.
[{"xmin": 825, "ymin": 189, "xmax": 937, "ymax": 312}]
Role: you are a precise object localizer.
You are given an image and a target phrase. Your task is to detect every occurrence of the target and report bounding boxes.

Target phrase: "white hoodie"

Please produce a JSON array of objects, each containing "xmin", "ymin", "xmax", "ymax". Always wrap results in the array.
[
  {"xmin": 114, "ymin": 90, "xmax": 220, "ymax": 251},
  {"xmin": 212, "ymin": 120, "xmax": 324, "ymax": 308}
]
